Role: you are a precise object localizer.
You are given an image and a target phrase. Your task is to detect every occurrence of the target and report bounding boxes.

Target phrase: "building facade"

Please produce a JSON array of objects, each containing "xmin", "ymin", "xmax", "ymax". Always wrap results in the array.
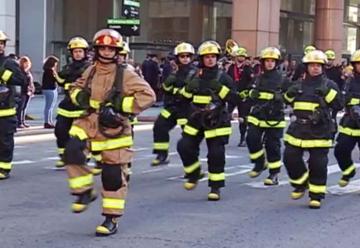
[{"xmin": 1, "ymin": 0, "xmax": 360, "ymax": 80}]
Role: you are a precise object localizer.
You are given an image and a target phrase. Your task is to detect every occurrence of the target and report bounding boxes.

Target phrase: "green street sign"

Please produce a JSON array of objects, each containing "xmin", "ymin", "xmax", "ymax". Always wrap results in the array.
[
  {"xmin": 107, "ymin": 19, "xmax": 140, "ymax": 25},
  {"xmin": 107, "ymin": 18, "xmax": 141, "ymax": 36},
  {"xmin": 123, "ymin": 0, "xmax": 140, "ymax": 7}
]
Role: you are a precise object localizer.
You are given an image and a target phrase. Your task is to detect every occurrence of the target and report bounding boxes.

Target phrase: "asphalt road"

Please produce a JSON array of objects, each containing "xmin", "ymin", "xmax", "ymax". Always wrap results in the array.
[{"xmin": 1, "ymin": 123, "xmax": 360, "ymax": 248}]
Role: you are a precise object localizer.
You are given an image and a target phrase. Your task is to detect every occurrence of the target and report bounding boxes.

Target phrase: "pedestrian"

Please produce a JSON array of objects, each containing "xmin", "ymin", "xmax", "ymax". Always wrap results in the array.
[
  {"xmin": 63, "ymin": 29, "xmax": 155, "ymax": 236},
  {"xmin": 42, "ymin": 55, "xmax": 59, "ymax": 128},
  {"xmin": 17, "ymin": 56, "xmax": 35, "ymax": 128}
]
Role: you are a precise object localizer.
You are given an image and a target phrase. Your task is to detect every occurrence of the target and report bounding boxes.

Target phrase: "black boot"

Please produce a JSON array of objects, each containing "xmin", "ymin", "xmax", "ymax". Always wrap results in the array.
[
  {"xmin": 238, "ymin": 136, "xmax": 246, "ymax": 147},
  {"xmin": 72, "ymin": 189, "xmax": 97, "ymax": 213},
  {"xmin": 151, "ymin": 153, "xmax": 169, "ymax": 166},
  {"xmin": 184, "ymin": 172, "xmax": 205, "ymax": 190},
  {"xmin": 208, "ymin": 187, "xmax": 221, "ymax": 201},
  {"xmin": 95, "ymin": 216, "xmax": 119, "ymax": 236},
  {"xmin": 264, "ymin": 173, "xmax": 279, "ymax": 186},
  {"xmin": 248, "ymin": 163, "xmax": 266, "ymax": 178},
  {"xmin": 0, "ymin": 168, "xmax": 10, "ymax": 180}
]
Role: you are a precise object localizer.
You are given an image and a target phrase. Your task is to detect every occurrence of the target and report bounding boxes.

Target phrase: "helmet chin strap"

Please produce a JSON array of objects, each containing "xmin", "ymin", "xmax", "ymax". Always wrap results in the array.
[{"xmin": 95, "ymin": 50, "xmax": 117, "ymax": 63}]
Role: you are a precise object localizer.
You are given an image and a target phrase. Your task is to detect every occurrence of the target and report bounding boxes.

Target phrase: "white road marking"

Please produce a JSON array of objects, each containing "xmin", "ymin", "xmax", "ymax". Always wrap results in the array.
[
  {"xmin": 13, "ymin": 160, "xmax": 35, "ymax": 165},
  {"xmin": 327, "ymin": 179, "xmax": 360, "ymax": 195}
]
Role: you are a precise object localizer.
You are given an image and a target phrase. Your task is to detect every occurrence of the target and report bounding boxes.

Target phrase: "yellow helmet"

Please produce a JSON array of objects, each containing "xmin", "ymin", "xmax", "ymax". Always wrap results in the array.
[
  {"xmin": 304, "ymin": 45, "xmax": 316, "ymax": 54},
  {"xmin": 93, "ymin": 29, "xmax": 123, "ymax": 49},
  {"xmin": 0, "ymin": 30, "xmax": 9, "ymax": 41},
  {"xmin": 119, "ymin": 41, "xmax": 130, "ymax": 55},
  {"xmin": 235, "ymin": 47, "xmax": 248, "ymax": 57},
  {"xmin": 302, "ymin": 50, "xmax": 327, "ymax": 64},
  {"xmin": 260, "ymin": 47, "xmax": 281, "ymax": 60},
  {"xmin": 324, "ymin": 49, "xmax": 336, "ymax": 60},
  {"xmin": 174, "ymin": 42, "xmax": 195, "ymax": 56},
  {"xmin": 197, "ymin": 41, "xmax": 221, "ymax": 56},
  {"xmin": 351, "ymin": 50, "xmax": 360, "ymax": 63},
  {"xmin": 67, "ymin": 37, "xmax": 89, "ymax": 50}
]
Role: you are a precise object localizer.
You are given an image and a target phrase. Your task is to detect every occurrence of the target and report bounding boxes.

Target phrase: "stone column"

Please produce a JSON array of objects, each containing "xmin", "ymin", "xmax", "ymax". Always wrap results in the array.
[
  {"xmin": 231, "ymin": 0, "xmax": 280, "ymax": 56},
  {"xmin": 315, "ymin": 0, "xmax": 344, "ymax": 63},
  {"xmin": 0, "ymin": 0, "xmax": 16, "ymax": 54}
]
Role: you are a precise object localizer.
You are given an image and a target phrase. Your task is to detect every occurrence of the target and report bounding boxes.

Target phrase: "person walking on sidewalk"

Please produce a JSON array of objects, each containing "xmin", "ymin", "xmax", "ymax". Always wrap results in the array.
[{"xmin": 42, "ymin": 55, "xmax": 59, "ymax": 128}]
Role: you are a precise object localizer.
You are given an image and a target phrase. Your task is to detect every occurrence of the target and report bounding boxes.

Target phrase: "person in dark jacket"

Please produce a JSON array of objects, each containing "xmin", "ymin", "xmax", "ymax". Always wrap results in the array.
[
  {"xmin": 42, "ymin": 55, "xmax": 59, "ymax": 128},
  {"xmin": 142, "ymin": 54, "xmax": 160, "ymax": 102}
]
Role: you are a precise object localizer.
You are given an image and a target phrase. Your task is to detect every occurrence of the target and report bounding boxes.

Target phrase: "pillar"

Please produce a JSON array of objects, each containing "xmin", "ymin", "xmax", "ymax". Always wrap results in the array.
[{"xmin": 0, "ymin": 0, "xmax": 16, "ymax": 54}]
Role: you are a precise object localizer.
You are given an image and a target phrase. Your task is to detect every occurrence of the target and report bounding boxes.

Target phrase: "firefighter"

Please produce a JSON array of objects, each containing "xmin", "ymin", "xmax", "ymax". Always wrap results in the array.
[
  {"xmin": 334, "ymin": 49, "xmax": 360, "ymax": 187},
  {"xmin": 63, "ymin": 29, "xmax": 155, "ymax": 236},
  {"xmin": 292, "ymin": 45, "xmax": 316, "ymax": 81},
  {"xmin": 53, "ymin": 37, "xmax": 92, "ymax": 169},
  {"xmin": 246, "ymin": 47, "xmax": 288, "ymax": 185},
  {"xmin": 227, "ymin": 47, "xmax": 253, "ymax": 146},
  {"xmin": 283, "ymin": 50, "xmax": 343, "ymax": 209},
  {"xmin": 177, "ymin": 40, "xmax": 237, "ymax": 201},
  {"xmin": 151, "ymin": 42, "xmax": 197, "ymax": 166},
  {"xmin": 0, "ymin": 30, "xmax": 26, "ymax": 180}
]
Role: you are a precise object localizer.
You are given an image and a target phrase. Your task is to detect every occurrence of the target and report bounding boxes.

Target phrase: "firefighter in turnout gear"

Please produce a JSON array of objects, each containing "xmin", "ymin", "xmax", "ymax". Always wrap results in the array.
[
  {"xmin": 53, "ymin": 37, "xmax": 92, "ymax": 170},
  {"xmin": 246, "ymin": 47, "xmax": 288, "ymax": 185},
  {"xmin": 63, "ymin": 29, "xmax": 155, "ymax": 236},
  {"xmin": 283, "ymin": 50, "xmax": 343, "ymax": 209},
  {"xmin": 151, "ymin": 42, "xmax": 197, "ymax": 166},
  {"xmin": 227, "ymin": 46, "xmax": 253, "ymax": 146},
  {"xmin": 0, "ymin": 30, "xmax": 26, "ymax": 180},
  {"xmin": 334, "ymin": 49, "xmax": 360, "ymax": 188},
  {"xmin": 177, "ymin": 40, "xmax": 237, "ymax": 201}
]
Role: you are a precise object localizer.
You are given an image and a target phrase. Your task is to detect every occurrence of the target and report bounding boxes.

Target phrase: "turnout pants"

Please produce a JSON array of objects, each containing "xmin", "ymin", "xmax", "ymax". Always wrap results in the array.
[
  {"xmin": 55, "ymin": 115, "xmax": 74, "ymax": 161},
  {"xmin": 64, "ymin": 113, "xmax": 133, "ymax": 216},
  {"xmin": 153, "ymin": 108, "xmax": 187, "ymax": 156},
  {"xmin": 334, "ymin": 133, "xmax": 358, "ymax": 180},
  {"xmin": 284, "ymin": 144, "xmax": 329, "ymax": 200},
  {"xmin": 246, "ymin": 124, "xmax": 283, "ymax": 174},
  {"xmin": 228, "ymin": 100, "xmax": 251, "ymax": 140},
  {"xmin": 0, "ymin": 116, "xmax": 16, "ymax": 174}
]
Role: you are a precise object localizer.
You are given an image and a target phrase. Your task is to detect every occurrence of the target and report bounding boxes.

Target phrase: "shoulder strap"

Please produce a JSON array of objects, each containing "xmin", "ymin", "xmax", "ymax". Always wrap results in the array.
[{"xmin": 113, "ymin": 64, "xmax": 125, "ymax": 95}]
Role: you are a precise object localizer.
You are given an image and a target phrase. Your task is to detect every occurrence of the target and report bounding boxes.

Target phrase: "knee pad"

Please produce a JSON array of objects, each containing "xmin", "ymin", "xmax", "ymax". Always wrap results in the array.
[
  {"xmin": 63, "ymin": 137, "xmax": 87, "ymax": 164},
  {"xmin": 102, "ymin": 165, "xmax": 123, "ymax": 191}
]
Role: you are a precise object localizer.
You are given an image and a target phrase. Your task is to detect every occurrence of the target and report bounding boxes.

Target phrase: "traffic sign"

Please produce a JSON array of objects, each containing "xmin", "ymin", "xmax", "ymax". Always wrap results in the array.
[
  {"xmin": 122, "ymin": 0, "xmax": 140, "ymax": 18},
  {"xmin": 107, "ymin": 18, "xmax": 140, "ymax": 36}
]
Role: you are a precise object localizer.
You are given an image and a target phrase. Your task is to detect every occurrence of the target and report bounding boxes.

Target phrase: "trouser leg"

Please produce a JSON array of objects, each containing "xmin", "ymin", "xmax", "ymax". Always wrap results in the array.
[
  {"xmin": 283, "ymin": 144, "xmax": 308, "ymax": 190},
  {"xmin": 206, "ymin": 136, "xmax": 227, "ymax": 188},
  {"xmin": 334, "ymin": 134, "xmax": 357, "ymax": 179},
  {"xmin": 264, "ymin": 128, "xmax": 283, "ymax": 174},
  {"xmin": 246, "ymin": 125, "xmax": 265, "ymax": 171},
  {"xmin": 308, "ymin": 148, "xmax": 329, "ymax": 200}
]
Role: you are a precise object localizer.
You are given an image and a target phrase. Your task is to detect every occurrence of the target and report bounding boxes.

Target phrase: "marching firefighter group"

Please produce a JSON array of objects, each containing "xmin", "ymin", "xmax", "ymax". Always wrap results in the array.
[{"xmin": 2, "ymin": 27, "xmax": 360, "ymax": 236}]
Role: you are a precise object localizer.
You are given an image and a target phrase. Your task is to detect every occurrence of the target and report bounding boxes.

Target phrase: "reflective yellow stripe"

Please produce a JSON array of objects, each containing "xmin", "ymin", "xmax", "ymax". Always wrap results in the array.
[
  {"xmin": 289, "ymin": 172, "xmax": 309, "ymax": 185},
  {"xmin": 184, "ymin": 161, "xmax": 200, "ymax": 174},
  {"xmin": 343, "ymin": 164, "xmax": 356, "ymax": 176},
  {"xmin": 130, "ymin": 116, "xmax": 139, "ymax": 125},
  {"xmin": 247, "ymin": 116, "xmax": 286, "ymax": 128},
  {"xmin": 204, "ymin": 127, "xmax": 232, "ymax": 139},
  {"xmin": 184, "ymin": 125, "xmax": 199, "ymax": 136},
  {"xmin": 218, "ymin": 86, "xmax": 230, "ymax": 99},
  {"xmin": 160, "ymin": 109, "xmax": 171, "ymax": 119},
  {"xmin": 162, "ymin": 84, "xmax": 173, "ymax": 92},
  {"xmin": 68, "ymin": 174, "xmax": 93, "ymax": 189},
  {"xmin": 103, "ymin": 198, "xmax": 125, "ymax": 210},
  {"xmin": 122, "ymin": 96, "xmax": 134, "ymax": 113},
  {"xmin": 54, "ymin": 74, "xmax": 65, "ymax": 83},
  {"xmin": 154, "ymin": 142, "xmax": 169, "ymax": 150},
  {"xmin": 208, "ymin": 172, "xmax": 225, "ymax": 181},
  {"xmin": 92, "ymin": 153, "xmax": 102, "ymax": 162},
  {"xmin": 91, "ymin": 136, "xmax": 133, "ymax": 152},
  {"xmin": 293, "ymin": 102, "xmax": 319, "ymax": 111},
  {"xmin": 250, "ymin": 149, "xmax": 264, "ymax": 160},
  {"xmin": 177, "ymin": 118, "xmax": 187, "ymax": 126},
  {"xmin": 284, "ymin": 134, "xmax": 332, "ymax": 148},
  {"xmin": 239, "ymin": 89, "xmax": 249, "ymax": 98},
  {"xmin": 193, "ymin": 95, "xmax": 212, "ymax": 104},
  {"xmin": 1, "ymin": 69, "xmax": 13, "ymax": 82},
  {"xmin": 180, "ymin": 88, "xmax": 192, "ymax": 98},
  {"xmin": 267, "ymin": 160, "xmax": 281, "ymax": 169},
  {"xmin": 69, "ymin": 125, "xmax": 88, "ymax": 140},
  {"xmin": 325, "ymin": 88, "xmax": 337, "ymax": 103},
  {"xmin": 258, "ymin": 92, "xmax": 274, "ymax": 100},
  {"xmin": 57, "ymin": 108, "xmax": 85, "ymax": 118},
  {"xmin": 64, "ymin": 83, "xmax": 71, "ymax": 90},
  {"xmin": 0, "ymin": 162, "xmax": 12, "ymax": 170},
  {"xmin": 70, "ymin": 88, "xmax": 82, "ymax": 105},
  {"xmin": 339, "ymin": 126, "xmax": 360, "ymax": 136},
  {"xmin": 89, "ymin": 99, "xmax": 101, "ymax": 109},
  {"xmin": 0, "ymin": 108, "xmax": 16, "ymax": 117},
  {"xmin": 173, "ymin": 87, "xmax": 180, "ymax": 94},
  {"xmin": 309, "ymin": 183, "xmax": 326, "ymax": 194},
  {"xmin": 58, "ymin": 148, "xmax": 65, "ymax": 155},
  {"xmin": 348, "ymin": 98, "xmax": 360, "ymax": 106},
  {"xmin": 284, "ymin": 93, "xmax": 294, "ymax": 103}
]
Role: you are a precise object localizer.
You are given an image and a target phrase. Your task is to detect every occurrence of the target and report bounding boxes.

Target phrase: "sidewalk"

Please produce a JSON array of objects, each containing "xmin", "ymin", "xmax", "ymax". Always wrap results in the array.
[{"xmin": 15, "ymin": 95, "xmax": 161, "ymax": 136}]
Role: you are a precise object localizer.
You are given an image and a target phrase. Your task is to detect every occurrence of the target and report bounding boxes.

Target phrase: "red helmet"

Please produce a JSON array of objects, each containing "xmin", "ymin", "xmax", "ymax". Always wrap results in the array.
[{"xmin": 92, "ymin": 29, "xmax": 123, "ymax": 49}]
